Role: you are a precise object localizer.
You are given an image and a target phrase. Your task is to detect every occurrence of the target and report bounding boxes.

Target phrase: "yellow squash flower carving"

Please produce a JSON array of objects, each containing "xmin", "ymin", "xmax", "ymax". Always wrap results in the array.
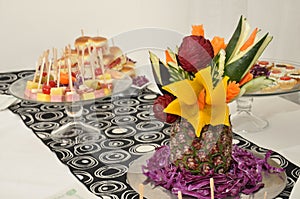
[{"xmin": 163, "ymin": 66, "xmax": 230, "ymax": 137}]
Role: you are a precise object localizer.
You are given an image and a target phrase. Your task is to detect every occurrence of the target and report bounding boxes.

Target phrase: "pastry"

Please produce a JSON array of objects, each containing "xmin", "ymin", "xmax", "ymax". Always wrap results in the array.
[{"xmin": 278, "ymin": 76, "xmax": 297, "ymax": 90}]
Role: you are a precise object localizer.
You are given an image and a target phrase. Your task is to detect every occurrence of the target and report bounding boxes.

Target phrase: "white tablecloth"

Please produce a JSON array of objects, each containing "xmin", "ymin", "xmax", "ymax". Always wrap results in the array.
[{"xmin": 0, "ymin": 94, "xmax": 299, "ymax": 198}]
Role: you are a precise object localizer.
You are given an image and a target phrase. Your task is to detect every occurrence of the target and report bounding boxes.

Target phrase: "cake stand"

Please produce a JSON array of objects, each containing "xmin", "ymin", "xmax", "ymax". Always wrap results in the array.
[
  {"xmin": 231, "ymin": 59, "xmax": 300, "ymax": 133},
  {"xmin": 9, "ymin": 74, "xmax": 132, "ymax": 143}
]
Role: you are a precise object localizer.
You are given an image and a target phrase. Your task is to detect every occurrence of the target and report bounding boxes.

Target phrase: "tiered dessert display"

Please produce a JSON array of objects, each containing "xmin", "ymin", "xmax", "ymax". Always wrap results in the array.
[
  {"xmin": 9, "ymin": 33, "xmax": 133, "ymax": 140},
  {"xmin": 140, "ymin": 16, "xmax": 286, "ymax": 198}
]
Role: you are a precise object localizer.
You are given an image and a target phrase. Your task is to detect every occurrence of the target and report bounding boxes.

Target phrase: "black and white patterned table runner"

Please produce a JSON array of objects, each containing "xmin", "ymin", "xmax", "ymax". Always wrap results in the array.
[{"xmin": 1, "ymin": 70, "xmax": 299, "ymax": 199}]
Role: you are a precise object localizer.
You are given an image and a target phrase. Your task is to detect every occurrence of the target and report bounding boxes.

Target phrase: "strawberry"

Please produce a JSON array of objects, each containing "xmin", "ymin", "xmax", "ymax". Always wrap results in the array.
[{"xmin": 42, "ymin": 83, "xmax": 51, "ymax": 94}]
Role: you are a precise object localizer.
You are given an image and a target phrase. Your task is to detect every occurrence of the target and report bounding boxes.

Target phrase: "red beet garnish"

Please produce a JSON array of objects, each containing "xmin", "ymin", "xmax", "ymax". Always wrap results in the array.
[
  {"xmin": 178, "ymin": 35, "xmax": 214, "ymax": 73},
  {"xmin": 153, "ymin": 94, "xmax": 178, "ymax": 123}
]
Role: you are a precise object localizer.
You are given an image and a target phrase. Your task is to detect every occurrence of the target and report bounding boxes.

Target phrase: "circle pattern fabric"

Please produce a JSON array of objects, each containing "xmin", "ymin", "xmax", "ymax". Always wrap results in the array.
[{"xmin": 2, "ymin": 70, "xmax": 300, "ymax": 199}]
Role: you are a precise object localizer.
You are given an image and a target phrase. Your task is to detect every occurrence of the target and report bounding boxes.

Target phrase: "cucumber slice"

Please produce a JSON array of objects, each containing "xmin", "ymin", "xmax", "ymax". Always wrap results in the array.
[
  {"xmin": 149, "ymin": 51, "xmax": 171, "ymax": 86},
  {"xmin": 225, "ymin": 16, "xmax": 250, "ymax": 64},
  {"xmin": 239, "ymin": 76, "xmax": 274, "ymax": 96},
  {"xmin": 211, "ymin": 49, "xmax": 226, "ymax": 88},
  {"xmin": 224, "ymin": 33, "xmax": 273, "ymax": 82}
]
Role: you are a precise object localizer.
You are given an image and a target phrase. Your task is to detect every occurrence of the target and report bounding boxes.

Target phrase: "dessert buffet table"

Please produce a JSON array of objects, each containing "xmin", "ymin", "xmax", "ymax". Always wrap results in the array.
[{"xmin": 0, "ymin": 70, "xmax": 300, "ymax": 199}]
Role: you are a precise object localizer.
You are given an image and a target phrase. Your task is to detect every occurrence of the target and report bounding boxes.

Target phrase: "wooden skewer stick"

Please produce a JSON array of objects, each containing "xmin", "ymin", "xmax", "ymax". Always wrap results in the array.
[
  {"xmin": 37, "ymin": 56, "xmax": 46, "ymax": 90},
  {"xmin": 46, "ymin": 59, "xmax": 52, "ymax": 85},
  {"xmin": 81, "ymin": 29, "xmax": 84, "ymax": 36},
  {"xmin": 138, "ymin": 184, "xmax": 144, "ymax": 199},
  {"xmin": 57, "ymin": 61, "xmax": 61, "ymax": 88},
  {"xmin": 52, "ymin": 48, "xmax": 58, "ymax": 81},
  {"xmin": 263, "ymin": 192, "xmax": 267, "ymax": 199},
  {"xmin": 44, "ymin": 49, "xmax": 50, "ymax": 75},
  {"xmin": 77, "ymin": 55, "xmax": 85, "ymax": 84},
  {"xmin": 177, "ymin": 191, "xmax": 182, "ymax": 199},
  {"xmin": 97, "ymin": 49, "xmax": 105, "ymax": 73},
  {"xmin": 67, "ymin": 58, "xmax": 73, "ymax": 91},
  {"xmin": 32, "ymin": 61, "xmax": 39, "ymax": 82},
  {"xmin": 210, "ymin": 178, "xmax": 214, "ymax": 199},
  {"xmin": 89, "ymin": 46, "xmax": 95, "ymax": 80},
  {"xmin": 81, "ymin": 48, "xmax": 85, "ymax": 80}
]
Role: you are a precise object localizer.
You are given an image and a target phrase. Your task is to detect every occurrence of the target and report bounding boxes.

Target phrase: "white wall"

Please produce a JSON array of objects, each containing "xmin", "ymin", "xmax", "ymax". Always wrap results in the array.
[{"xmin": 0, "ymin": 0, "xmax": 299, "ymax": 72}]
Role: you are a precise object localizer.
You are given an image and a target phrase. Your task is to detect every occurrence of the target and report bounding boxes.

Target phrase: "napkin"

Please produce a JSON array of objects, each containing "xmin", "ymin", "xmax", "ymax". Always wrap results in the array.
[{"xmin": 0, "ymin": 95, "xmax": 19, "ymax": 111}]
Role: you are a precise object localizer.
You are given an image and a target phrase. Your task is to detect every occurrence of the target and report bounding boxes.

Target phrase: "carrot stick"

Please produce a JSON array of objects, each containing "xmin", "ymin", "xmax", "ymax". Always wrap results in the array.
[
  {"xmin": 197, "ymin": 89, "xmax": 206, "ymax": 110},
  {"xmin": 211, "ymin": 36, "xmax": 226, "ymax": 56},
  {"xmin": 239, "ymin": 72, "xmax": 253, "ymax": 86},
  {"xmin": 226, "ymin": 81, "xmax": 240, "ymax": 103},
  {"xmin": 165, "ymin": 50, "xmax": 174, "ymax": 63},
  {"xmin": 240, "ymin": 28, "xmax": 258, "ymax": 51},
  {"xmin": 192, "ymin": 25, "xmax": 204, "ymax": 36}
]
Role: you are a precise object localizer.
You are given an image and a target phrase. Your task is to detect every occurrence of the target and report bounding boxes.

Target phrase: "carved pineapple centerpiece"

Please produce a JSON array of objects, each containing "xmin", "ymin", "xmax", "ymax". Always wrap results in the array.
[
  {"xmin": 151, "ymin": 16, "xmax": 273, "ymax": 175},
  {"xmin": 170, "ymin": 119, "xmax": 233, "ymax": 175}
]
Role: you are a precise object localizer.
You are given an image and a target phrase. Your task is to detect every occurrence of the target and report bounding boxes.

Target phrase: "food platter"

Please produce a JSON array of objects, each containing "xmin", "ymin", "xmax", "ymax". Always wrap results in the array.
[
  {"xmin": 127, "ymin": 151, "xmax": 287, "ymax": 199},
  {"xmin": 244, "ymin": 59, "xmax": 300, "ymax": 97},
  {"xmin": 9, "ymin": 73, "xmax": 132, "ymax": 105}
]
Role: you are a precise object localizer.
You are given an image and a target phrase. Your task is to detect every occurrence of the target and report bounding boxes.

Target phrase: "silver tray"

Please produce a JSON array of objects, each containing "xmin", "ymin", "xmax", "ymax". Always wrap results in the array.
[{"xmin": 127, "ymin": 151, "xmax": 287, "ymax": 199}]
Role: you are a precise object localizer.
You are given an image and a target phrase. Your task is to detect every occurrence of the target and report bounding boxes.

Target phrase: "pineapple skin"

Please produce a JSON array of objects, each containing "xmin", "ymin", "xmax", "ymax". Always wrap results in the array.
[{"xmin": 170, "ymin": 118, "xmax": 232, "ymax": 175}]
